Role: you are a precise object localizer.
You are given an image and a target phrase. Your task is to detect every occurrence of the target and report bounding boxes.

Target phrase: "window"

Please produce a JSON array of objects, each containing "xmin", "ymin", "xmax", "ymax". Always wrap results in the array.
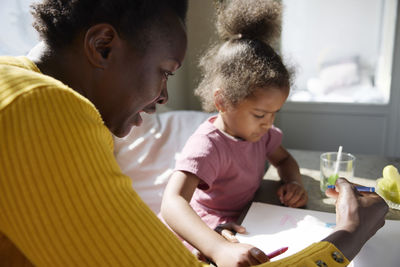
[{"xmin": 281, "ymin": 0, "xmax": 397, "ymax": 104}]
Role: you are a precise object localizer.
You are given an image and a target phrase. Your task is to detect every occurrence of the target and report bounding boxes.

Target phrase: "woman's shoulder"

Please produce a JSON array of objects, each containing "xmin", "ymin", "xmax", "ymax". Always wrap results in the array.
[{"xmin": 0, "ymin": 56, "xmax": 97, "ymax": 116}]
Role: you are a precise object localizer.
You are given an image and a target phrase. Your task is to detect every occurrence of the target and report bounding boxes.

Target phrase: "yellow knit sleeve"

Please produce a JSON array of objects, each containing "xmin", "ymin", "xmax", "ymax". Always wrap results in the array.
[
  {"xmin": 0, "ymin": 86, "xmax": 204, "ymax": 266},
  {"xmin": 257, "ymin": 241, "xmax": 350, "ymax": 267}
]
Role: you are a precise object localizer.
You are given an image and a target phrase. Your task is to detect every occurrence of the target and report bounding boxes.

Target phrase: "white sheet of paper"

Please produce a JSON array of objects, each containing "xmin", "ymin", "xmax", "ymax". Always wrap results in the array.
[{"xmin": 236, "ymin": 202, "xmax": 400, "ymax": 266}]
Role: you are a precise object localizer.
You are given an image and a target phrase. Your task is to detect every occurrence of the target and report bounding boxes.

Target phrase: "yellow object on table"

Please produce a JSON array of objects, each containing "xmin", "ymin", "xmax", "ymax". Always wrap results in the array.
[{"xmin": 377, "ymin": 165, "xmax": 400, "ymax": 209}]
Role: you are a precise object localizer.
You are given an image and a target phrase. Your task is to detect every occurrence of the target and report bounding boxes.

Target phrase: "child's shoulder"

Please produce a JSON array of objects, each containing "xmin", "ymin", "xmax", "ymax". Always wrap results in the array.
[
  {"xmin": 260, "ymin": 125, "xmax": 283, "ymax": 152},
  {"xmin": 269, "ymin": 125, "xmax": 282, "ymax": 135},
  {"xmin": 262, "ymin": 125, "xmax": 283, "ymax": 141},
  {"xmin": 185, "ymin": 116, "xmax": 228, "ymax": 147},
  {"xmin": 192, "ymin": 115, "xmax": 219, "ymax": 135}
]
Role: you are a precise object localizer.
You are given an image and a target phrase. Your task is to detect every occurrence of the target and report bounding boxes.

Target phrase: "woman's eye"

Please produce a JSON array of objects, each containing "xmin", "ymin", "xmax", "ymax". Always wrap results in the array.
[{"xmin": 164, "ymin": 71, "xmax": 174, "ymax": 80}]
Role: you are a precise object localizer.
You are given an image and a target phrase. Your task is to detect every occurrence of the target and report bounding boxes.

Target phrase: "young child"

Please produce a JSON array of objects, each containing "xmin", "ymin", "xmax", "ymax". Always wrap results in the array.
[{"xmin": 161, "ymin": 0, "xmax": 308, "ymax": 265}]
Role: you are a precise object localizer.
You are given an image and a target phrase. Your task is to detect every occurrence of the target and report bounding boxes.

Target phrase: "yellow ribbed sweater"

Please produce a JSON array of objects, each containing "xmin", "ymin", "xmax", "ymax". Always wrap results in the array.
[{"xmin": 0, "ymin": 56, "xmax": 349, "ymax": 266}]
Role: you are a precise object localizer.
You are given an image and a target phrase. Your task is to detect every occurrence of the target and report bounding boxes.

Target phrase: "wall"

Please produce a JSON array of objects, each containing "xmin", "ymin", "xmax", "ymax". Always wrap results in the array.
[{"xmin": 165, "ymin": 0, "xmax": 217, "ymax": 111}]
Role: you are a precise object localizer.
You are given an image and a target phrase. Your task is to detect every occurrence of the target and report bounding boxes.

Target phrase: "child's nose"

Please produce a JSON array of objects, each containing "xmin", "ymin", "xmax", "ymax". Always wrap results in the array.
[
  {"xmin": 261, "ymin": 114, "xmax": 275, "ymax": 129},
  {"xmin": 261, "ymin": 123, "xmax": 270, "ymax": 130}
]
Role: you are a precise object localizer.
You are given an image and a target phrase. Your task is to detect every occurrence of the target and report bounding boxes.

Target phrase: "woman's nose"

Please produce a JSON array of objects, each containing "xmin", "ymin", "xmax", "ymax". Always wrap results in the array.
[{"xmin": 157, "ymin": 86, "xmax": 168, "ymax": 105}]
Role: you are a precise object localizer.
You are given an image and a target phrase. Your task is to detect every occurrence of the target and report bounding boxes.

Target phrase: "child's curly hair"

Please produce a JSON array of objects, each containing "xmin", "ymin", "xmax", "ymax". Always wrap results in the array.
[{"xmin": 195, "ymin": 0, "xmax": 292, "ymax": 112}]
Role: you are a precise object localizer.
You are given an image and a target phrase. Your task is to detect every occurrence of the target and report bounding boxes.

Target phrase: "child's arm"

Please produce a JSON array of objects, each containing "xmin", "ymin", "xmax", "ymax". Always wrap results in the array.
[
  {"xmin": 161, "ymin": 170, "xmax": 269, "ymax": 266},
  {"xmin": 267, "ymin": 146, "xmax": 308, "ymax": 207}
]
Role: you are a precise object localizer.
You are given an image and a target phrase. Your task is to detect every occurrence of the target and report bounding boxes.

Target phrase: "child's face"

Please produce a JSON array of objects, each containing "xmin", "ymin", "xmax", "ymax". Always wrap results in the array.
[{"xmin": 221, "ymin": 87, "xmax": 288, "ymax": 142}]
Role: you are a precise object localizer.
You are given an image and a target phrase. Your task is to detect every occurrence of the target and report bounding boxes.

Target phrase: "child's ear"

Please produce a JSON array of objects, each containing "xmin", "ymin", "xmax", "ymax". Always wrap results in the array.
[{"xmin": 214, "ymin": 88, "xmax": 226, "ymax": 112}]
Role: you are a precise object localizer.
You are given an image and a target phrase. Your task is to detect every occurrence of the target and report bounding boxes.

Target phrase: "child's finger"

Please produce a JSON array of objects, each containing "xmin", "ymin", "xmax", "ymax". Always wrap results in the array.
[
  {"xmin": 215, "ymin": 222, "xmax": 246, "ymax": 234},
  {"xmin": 291, "ymin": 191, "xmax": 308, "ymax": 207},
  {"xmin": 283, "ymin": 185, "xmax": 308, "ymax": 207},
  {"xmin": 276, "ymin": 185, "xmax": 284, "ymax": 197},
  {"xmin": 214, "ymin": 222, "xmax": 246, "ymax": 243},
  {"xmin": 221, "ymin": 229, "xmax": 238, "ymax": 243},
  {"xmin": 282, "ymin": 186, "xmax": 295, "ymax": 203},
  {"xmin": 286, "ymin": 189, "xmax": 305, "ymax": 206},
  {"xmin": 285, "ymin": 191, "xmax": 302, "ymax": 206},
  {"xmin": 228, "ymin": 222, "xmax": 247, "ymax": 234},
  {"xmin": 276, "ymin": 185, "xmax": 285, "ymax": 204}
]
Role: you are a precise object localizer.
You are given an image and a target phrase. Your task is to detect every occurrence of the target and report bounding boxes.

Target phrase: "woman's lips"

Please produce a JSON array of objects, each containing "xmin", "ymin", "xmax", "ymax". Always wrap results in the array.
[
  {"xmin": 131, "ymin": 107, "xmax": 157, "ymax": 128},
  {"xmin": 143, "ymin": 106, "xmax": 156, "ymax": 114},
  {"xmin": 132, "ymin": 113, "xmax": 143, "ymax": 127}
]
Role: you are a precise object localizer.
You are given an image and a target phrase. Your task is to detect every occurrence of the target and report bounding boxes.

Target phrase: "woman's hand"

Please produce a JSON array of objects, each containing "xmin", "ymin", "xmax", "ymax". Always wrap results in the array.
[
  {"xmin": 323, "ymin": 178, "xmax": 388, "ymax": 260},
  {"xmin": 277, "ymin": 181, "xmax": 308, "ymax": 207}
]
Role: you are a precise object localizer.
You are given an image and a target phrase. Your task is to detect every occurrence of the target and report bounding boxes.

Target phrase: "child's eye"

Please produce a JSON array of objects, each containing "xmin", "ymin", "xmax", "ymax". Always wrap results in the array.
[
  {"xmin": 253, "ymin": 114, "xmax": 265, "ymax": 119},
  {"xmin": 164, "ymin": 71, "xmax": 174, "ymax": 80}
]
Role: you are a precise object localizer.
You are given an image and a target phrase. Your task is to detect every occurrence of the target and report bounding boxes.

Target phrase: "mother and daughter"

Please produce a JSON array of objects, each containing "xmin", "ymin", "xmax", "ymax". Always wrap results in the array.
[
  {"xmin": 161, "ymin": 0, "xmax": 308, "ymax": 265},
  {"xmin": 0, "ymin": 0, "xmax": 388, "ymax": 266}
]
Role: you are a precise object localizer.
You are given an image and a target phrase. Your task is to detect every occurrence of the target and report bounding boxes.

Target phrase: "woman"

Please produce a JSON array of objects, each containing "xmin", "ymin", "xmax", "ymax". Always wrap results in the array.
[{"xmin": 0, "ymin": 0, "xmax": 388, "ymax": 266}]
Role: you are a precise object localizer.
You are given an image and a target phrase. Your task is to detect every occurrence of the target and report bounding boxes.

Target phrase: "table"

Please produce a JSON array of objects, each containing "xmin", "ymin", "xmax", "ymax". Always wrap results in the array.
[{"xmin": 250, "ymin": 149, "xmax": 400, "ymax": 220}]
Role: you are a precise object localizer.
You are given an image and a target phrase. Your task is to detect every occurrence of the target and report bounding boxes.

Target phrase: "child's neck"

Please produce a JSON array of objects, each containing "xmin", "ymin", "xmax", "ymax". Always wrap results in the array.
[
  {"xmin": 213, "ymin": 114, "xmax": 226, "ymax": 132},
  {"xmin": 213, "ymin": 114, "xmax": 242, "ymax": 140}
]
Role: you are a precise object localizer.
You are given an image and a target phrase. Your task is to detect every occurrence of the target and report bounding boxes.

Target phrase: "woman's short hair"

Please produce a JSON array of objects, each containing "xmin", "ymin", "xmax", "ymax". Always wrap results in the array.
[{"xmin": 31, "ymin": 0, "xmax": 188, "ymax": 50}]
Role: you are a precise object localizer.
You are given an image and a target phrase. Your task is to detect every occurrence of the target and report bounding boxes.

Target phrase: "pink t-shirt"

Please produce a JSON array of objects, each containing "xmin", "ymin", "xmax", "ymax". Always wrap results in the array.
[{"xmin": 175, "ymin": 116, "xmax": 282, "ymax": 229}]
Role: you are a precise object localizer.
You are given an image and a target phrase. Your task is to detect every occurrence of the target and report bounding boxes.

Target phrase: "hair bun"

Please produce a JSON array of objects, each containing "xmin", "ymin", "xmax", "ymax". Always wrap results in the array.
[{"xmin": 216, "ymin": 0, "xmax": 282, "ymax": 44}]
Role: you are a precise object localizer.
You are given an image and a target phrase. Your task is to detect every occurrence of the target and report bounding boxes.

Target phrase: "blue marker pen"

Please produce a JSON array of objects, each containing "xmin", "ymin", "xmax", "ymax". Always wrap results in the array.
[{"xmin": 327, "ymin": 185, "xmax": 375, "ymax": 192}]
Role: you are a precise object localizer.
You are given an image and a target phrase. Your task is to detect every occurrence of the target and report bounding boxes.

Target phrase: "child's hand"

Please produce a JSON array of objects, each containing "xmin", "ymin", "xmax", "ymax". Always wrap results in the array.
[
  {"xmin": 277, "ymin": 181, "xmax": 308, "ymax": 207},
  {"xmin": 213, "ymin": 242, "xmax": 269, "ymax": 267}
]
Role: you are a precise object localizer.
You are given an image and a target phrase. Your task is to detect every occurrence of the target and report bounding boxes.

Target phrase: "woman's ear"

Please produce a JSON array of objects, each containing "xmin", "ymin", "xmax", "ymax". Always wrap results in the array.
[
  {"xmin": 214, "ymin": 88, "xmax": 226, "ymax": 112},
  {"xmin": 84, "ymin": 24, "xmax": 117, "ymax": 69}
]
